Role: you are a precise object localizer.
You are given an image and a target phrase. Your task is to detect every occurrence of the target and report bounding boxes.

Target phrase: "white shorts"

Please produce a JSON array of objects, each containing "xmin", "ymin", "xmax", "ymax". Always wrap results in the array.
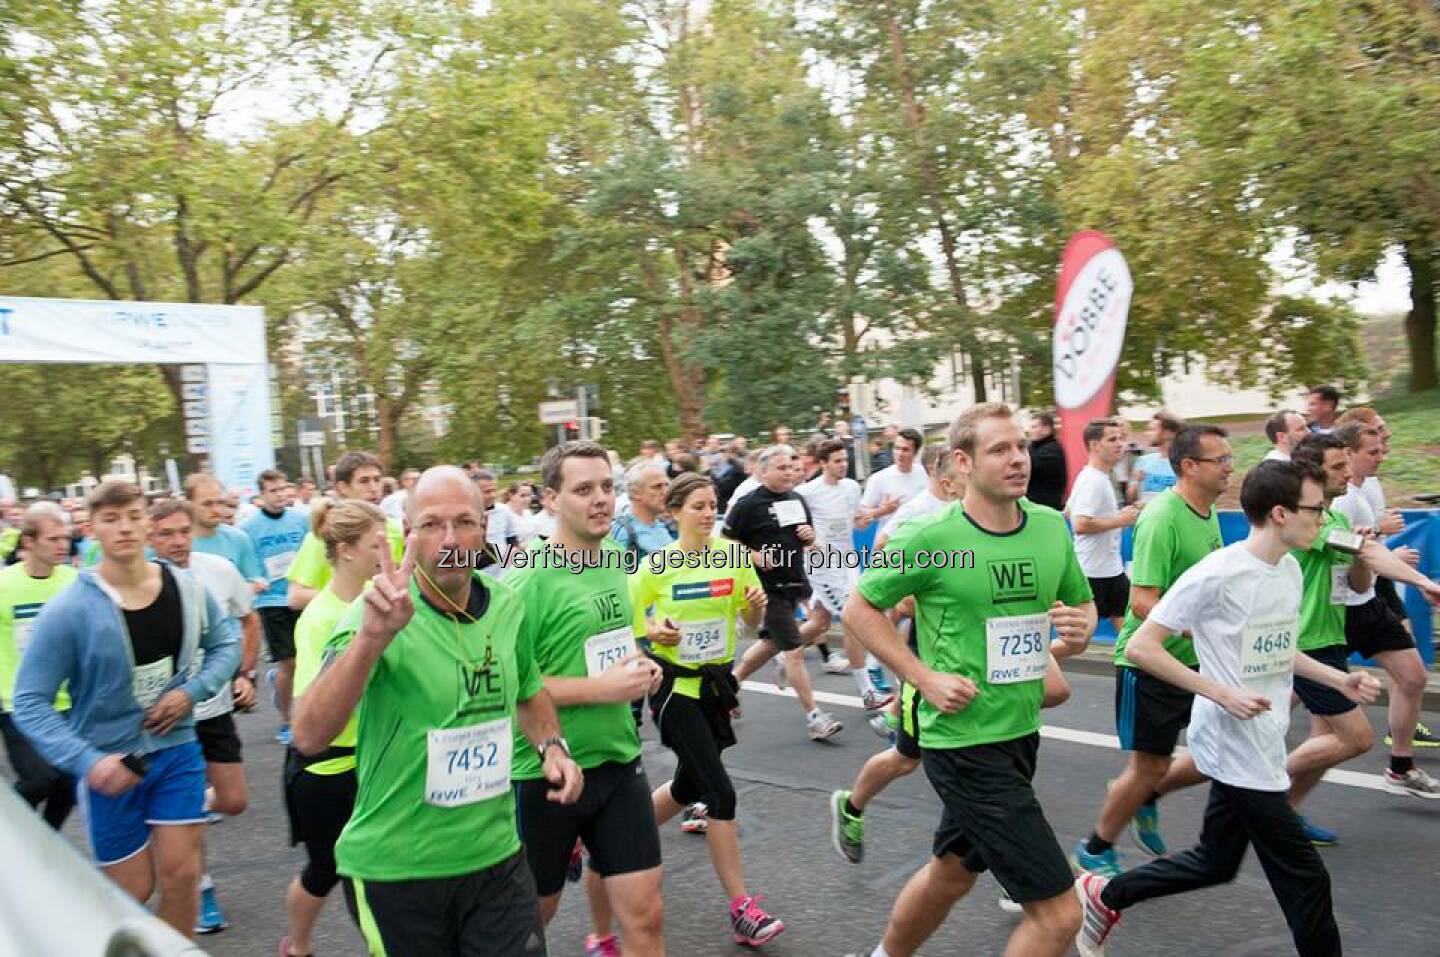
[{"xmin": 807, "ymin": 569, "xmax": 858, "ymax": 617}]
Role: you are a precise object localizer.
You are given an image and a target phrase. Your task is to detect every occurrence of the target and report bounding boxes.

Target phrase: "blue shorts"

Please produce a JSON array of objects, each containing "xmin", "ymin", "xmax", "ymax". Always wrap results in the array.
[{"xmin": 80, "ymin": 741, "xmax": 207, "ymax": 865}]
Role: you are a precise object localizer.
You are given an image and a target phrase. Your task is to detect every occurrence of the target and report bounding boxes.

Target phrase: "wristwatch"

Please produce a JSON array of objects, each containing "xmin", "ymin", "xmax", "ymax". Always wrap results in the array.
[{"xmin": 537, "ymin": 736, "xmax": 571, "ymax": 762}]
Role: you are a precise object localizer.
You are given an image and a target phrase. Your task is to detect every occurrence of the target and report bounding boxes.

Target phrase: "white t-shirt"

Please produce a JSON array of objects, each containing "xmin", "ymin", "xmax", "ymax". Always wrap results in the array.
[
  {"xmin": 1262, "ymin": 448, "xmax": 1290, "ymax": 463},
  {"xmin": 1360, "ymin": 476, "xmax": 1386, "ymax": 517},
  {"xmin": 1148, "ymin": 543, "xmax": 1303, "ymax": 791},
  {"xmin": 506, "ymin": 507, "xmax": 536, "ymax": 546},
  {"xmin": 486, "ymin": 505, "xmax": 514, "ymax": 546},
  {"xmin": 796, "ymin": 476, "xmax": 862, "ymax": 553},
  {"xmin": 381, "ymin": 489, "xmax": 409, "ymax": 522},
  {"xmin": 1331, "ymin": 485, "xmax": 1377, "ymax": 604},
  {"xmin": 187, "ymin": 552, "xmax": 253, "ymax": 721},
  {"xmin": 532, "ymin": 510, "xmax": 557, "ymax": 539},
  {"xmin": 862, "ymin": 464, "xmax": 929, "ymax": 537},
  {"xmin": 1065, "ymin": 465, "xmax": 1124, "ymax": 579},
  {"xmin": 886, "ymin": 488, "xmax": 946, "ymax": 542}
]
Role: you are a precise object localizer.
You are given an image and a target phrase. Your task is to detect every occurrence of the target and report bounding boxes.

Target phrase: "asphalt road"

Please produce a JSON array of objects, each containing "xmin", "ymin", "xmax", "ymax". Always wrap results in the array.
[{"xmin": 12, "ymin": 648, "xmax": 1440, "ymax": 956}]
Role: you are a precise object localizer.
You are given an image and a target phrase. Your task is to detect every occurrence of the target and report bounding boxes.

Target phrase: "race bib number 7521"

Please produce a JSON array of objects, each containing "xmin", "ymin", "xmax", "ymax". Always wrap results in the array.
[{"xmin": 584, "ymin": 627, "xmax": 637, "ymax": 677}]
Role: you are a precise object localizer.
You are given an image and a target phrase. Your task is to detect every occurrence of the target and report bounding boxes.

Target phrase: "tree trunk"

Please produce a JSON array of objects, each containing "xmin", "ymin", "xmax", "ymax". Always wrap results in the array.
[
  {"xmin": 375, "ymin": 393, "xmax": 400, "ymax": 473},
  {"xmin": 1403, "ymin": 241, "xmax": 1438, "ymax": 393},
  {"xmin": 882, "ymin": 1, "xmax": 987, "ymax": 402}
]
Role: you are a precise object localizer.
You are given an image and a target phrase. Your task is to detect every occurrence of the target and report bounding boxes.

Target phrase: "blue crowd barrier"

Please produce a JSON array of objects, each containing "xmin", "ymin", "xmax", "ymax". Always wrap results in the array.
[{"xmin": 852, "ymin": 508, "xmax": 1437, "ymax": 664}]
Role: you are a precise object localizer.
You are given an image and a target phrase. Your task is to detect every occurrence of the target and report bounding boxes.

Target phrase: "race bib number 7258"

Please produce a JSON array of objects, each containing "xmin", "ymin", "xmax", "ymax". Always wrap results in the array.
[{"xmin": 984, "ymin": 613, "xmax": 1050, "ymax": 685}]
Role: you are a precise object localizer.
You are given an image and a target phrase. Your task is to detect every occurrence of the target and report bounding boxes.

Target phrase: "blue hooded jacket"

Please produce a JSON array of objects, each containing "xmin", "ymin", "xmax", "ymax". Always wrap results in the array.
[{"xmin": 12, "ymin": 561, "xmax": 239, "ymax": 780}]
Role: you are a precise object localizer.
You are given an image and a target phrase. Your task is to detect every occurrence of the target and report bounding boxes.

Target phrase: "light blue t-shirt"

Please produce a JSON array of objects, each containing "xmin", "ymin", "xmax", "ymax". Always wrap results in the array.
[
  {"xmin": 1134, "ymin": 451, "xmax": 1177, "ymax": 501},
  {"xmin": 609, "ymin": 514, "xmax": 676, "ymax": 562},
  {"xmin": 192, "ymin": 523, "xmax": 264, "ymax": 583},
  {"xmin": 239, "ymin": 508, "xmax": 310, "ymax": 608}
]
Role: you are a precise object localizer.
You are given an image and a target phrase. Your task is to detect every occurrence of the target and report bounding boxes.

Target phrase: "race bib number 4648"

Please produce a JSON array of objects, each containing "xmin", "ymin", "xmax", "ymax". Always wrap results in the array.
[
  {"xmin": 985, "ymin": 613, "xmax": 1050, "ymax": 685},
  {"xmin": 1240, "ymin": 616, "xmax": 1296, "ymax": 680}
]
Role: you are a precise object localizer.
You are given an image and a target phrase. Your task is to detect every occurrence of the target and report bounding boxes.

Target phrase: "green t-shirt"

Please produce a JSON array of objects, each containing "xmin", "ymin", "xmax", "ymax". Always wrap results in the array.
[
  {"xmin": 0, "ymin": 563, "xmax": 77, "ymax": 710},
  {"xmin": 628, "ymin": 537, "xmax": 761, "ymax": 699},
  {"xmin": 1294, "ymin": 509, "xmax": 1354, "ymax": 652},
  {"xmin": 292, "ymin": 586, "xmax": 358, "ymax": 775},
  {"xmin": 508, "ymin": 541, "xmax": 641, "ymax": 778},
  {"xmin": 857, "ymin": 500, "xmax": 1092, "ymax": 750},
  {"xmin": 326, "ymin": 572, "xmax": 542, "ymax": 881},
  {"xmin": 1113, "ymin": 488, "xmax": 1223, "ymax": 668},
  {"xmin": 288, "ymin": 517, "xmax": 405, "ymax": 592}
]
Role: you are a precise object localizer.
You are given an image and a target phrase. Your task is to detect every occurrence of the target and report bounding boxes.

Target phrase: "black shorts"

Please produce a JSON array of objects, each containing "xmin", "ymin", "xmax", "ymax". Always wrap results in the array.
[
  {"xmin": 343, "ymin": 850, "xmax": 546, "ymax": 957},
  {"xmin": 1293, "ymin": 644, "xmax": 1356, "ymax": 717},
  {"xmin": 515, "ymin": 758, "xmax": 662, "ymax": 897},
  {"xmin": 921, "ymin": 734, "xmax": 1074, "ymax": 904},
  {"xmin": 1088, "ymin": 573, "xmax": 1131, "ymax": 620},
  {"xmin": 259, "ymin": 605, "xmax": 299, "ymax": 662},
  {"xmin": 1345, "ymin": 595, "xmax": 1414, "ymax": 658},
  {"xmin": 1375, "ymin": 576, "xmax": 1407, "ymax": 621},
  {"xmin": 1115, "ymin": 665, "xmax": 1195, "ymax": 756},
  {"xmin": 284, "ymin": 759, "xmax": 356, "ymax": 897},
  {"xmin": 762, "ymin": 593, "xmax": 805, "ymax": 651},
  {"xmin": 895, "ymin": 683, "xmax": 922, "ymax": 761},
  {"xmin": 195, "ymin": 713, "xmax": 243, "ymax": 764}
]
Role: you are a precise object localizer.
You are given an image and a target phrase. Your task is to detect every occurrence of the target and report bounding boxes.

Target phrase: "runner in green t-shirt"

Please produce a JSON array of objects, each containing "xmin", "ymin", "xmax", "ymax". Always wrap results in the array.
[
  {"xmin": 843, "ymin": 403, "xmax": 1096, "ymax": 957},
  {"xmin": 1281, "ymin": 433, "xmax": 1440, "ymax": 843},
  {"xmin": 0, "ymin": 502, "xmax": 78, "ymax": 829},
  {"xmin": 629, "ymin": 472, "xmax": 783, "ymax": 948},
  {"xmin": 506, "ymin": 442, "xmax": 666, "ymax": 957},
  {"xmin": 292, "ymin": 467, "xmax": 580, "ymax": 957},
  {"xmin": 286, "ymin": 451, "xmax": 404, "ymax": 610},
  {"xmin": 1075, "ymin": 425, "xmax": 1230, "ymax": 876},
  {"xmin": 281, "ymin": 499, "xmax": 385, "ymax": 957}
]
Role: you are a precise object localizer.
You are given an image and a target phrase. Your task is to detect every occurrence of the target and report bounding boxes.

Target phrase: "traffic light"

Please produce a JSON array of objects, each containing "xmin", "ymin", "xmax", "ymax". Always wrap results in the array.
[{"xmin": 563, "ymin": 420, "xmax": 580, "ymax": 440}]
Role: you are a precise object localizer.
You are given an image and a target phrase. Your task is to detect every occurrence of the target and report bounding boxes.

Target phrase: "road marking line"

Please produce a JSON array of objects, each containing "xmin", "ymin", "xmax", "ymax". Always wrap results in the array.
[{"xmin": 741, "ymin": 680, "xmax": 1389, "ymax": 793}]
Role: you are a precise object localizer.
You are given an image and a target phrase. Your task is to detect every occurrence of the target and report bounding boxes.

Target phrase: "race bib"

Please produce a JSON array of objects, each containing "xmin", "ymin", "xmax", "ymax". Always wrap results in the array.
[
  {"xmin": 1329, "ymin": 566, "xmax": 1350, "ymax": 605},
  {"xmin": 12, "ymin": 619, "xmax": 35, "ymax": 656},
  {"xmin": 131, "ymin": 657, "xmax": 174, "ymax": 709},
  {"xmin": 425, "ymin": 717, "xmax": 512, "ymax": 807},
  {"xmin": 677, "ymin": 618, "xmax": 727, "ymax": 665},
  {"xmin": 771, "ymin": 499, "xmax": 806, "ymax": 528},
  {"xmin": 584, "ymin": 626, "xmax": 637, "ymax": 677},
  {"xmin": 1240, "ymin": 615, "xmax": 1297, "ymax": 681},
  {"xmin": 984, "ymin": 613, "xmax": 1050, "ymax": 685},
  {"xmin": 264, "ymin": 550, "xmax": 296, "ymax": 581}
]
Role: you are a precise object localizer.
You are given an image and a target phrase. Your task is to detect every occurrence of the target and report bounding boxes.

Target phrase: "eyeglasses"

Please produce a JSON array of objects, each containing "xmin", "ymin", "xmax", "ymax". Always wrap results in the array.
[
  {"xmin": 1291, "ymin": 504, "xmax": 1325, "ymax": 515},
  {"xmin": 1190, "ymin": 455, "xmax": 1234, "ymax": 466}
]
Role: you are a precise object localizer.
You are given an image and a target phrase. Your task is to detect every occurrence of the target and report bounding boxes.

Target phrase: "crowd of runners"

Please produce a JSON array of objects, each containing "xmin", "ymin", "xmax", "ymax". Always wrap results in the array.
[{"xmin": 1, "ymin": 382, "xmax": 1437, "ymax": 957}]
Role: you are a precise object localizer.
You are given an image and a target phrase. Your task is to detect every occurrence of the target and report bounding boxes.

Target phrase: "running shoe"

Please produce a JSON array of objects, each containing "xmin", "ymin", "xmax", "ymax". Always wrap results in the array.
[
  {"xmin": 1383, "ymin": 766, "xmax": 1440, "ymax": 799},
  {"xmin": 1130, "ymin": 801, "xmax": 1166, "ymax": 857},
  {"xmin": 867, "ymin": 713, "xmax": 894, "ymax": 740},
  {"xmin": 681, "ymin": 802, "xmax": 710, "ymax": 833},
  {"xmin": 866, "ymin": 665, "xmax": 893, "ymax": 694},
  {"xmin": 1300, "ymin": 816, "xmax": 1338, "ymax": 846},
  {"xmin": 265, "ymin": 666, "xmax": 281, "ymax": 709},
  {"xmin": 583, "ymin": 933, "xmax": 621, "ymax": 957},
  {"xmin": 196, "ymin": 885, "xmax": 228, "ymax": 935},
  {"xmin": 807, "ymin": 710, "xmax": 842, "ymax": 741},
  {"xmin": 997, "ymin": 890, "xmax": 1023, "ymax": 914},
  {"xmin": 1074, "ymin": 873, "xmax": 1119, "ymax": 957},
  {"xmin": 1071, "ymin": 839, "xmax": 1122, "ymax": 879},
  {"xmin": 861, "ymin": 689, "xmax": 895, "ymax": 714},
  {"xmin": 823, "ymin": 652, "xmax": 851, "ymax": 675},
  {"xmin": 731, "ymin": 894, "xmax": 785, "ymax": 947},
  {"xmin": 1386, "ymin": 721, "xmax": 1440, "ymax": 749},
  {"xmin": 206, "ymin": 811, "xmax": 225, "ymax": 825},
  {"xmin": 275, "ymin": 724, "xmax": 292, "ymax": 746},
  {"xmin": 566, "ymin": 841, "xmax": 584, "ymax": 883},
  {"xmin": 773, "ymin": 658, "xmax": 788, "ymax": 690},
  {"xmin": 829, "ymin": 790, "xmax": 864, "ymax": 864}
]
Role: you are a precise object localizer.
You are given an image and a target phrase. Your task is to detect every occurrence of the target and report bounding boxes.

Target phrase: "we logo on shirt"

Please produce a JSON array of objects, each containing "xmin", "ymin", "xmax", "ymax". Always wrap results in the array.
[{"xmin": 987, "ymin": 559, "xmax": 1039, "ymax": 603}]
